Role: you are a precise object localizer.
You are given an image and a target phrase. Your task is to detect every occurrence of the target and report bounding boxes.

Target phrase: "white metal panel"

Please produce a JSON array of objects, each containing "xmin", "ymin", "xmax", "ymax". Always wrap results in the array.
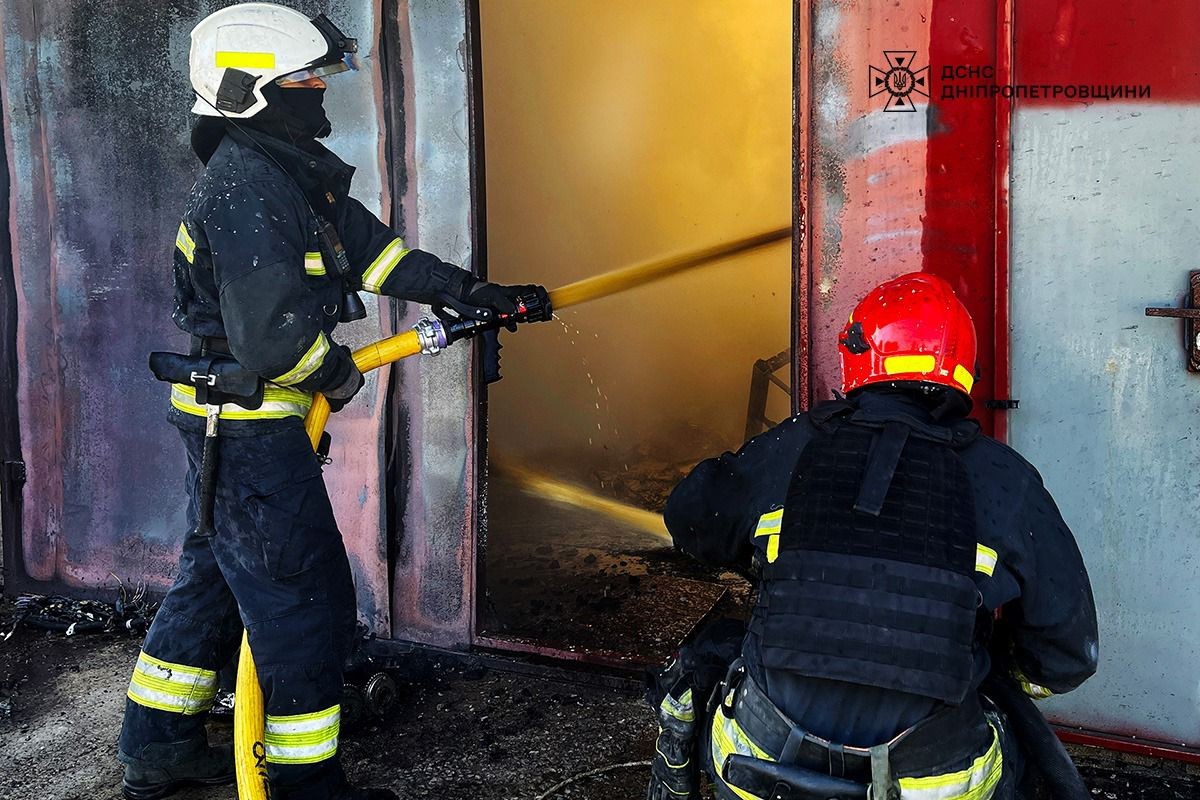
[{"xmin": 1009, "ymin": 104, "xmax": 1200, "ymax": 744}]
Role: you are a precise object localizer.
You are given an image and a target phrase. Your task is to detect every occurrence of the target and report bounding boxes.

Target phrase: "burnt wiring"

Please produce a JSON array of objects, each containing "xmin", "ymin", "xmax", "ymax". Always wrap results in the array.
[{"xmin": 2, "ymin": 575, "xmax": 158, "ymax": 641}]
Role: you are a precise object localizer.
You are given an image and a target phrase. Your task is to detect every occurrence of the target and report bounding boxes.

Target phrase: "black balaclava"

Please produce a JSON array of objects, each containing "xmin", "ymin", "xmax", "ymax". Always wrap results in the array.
[
  {"xmin": 244, "ymin": 82, "xmax": 332, "ymax": 146},
  {"xmin": 275, "ymin": 87, "xmax": 332, "ymax": 140},
  {"xmin": 191, "ymin": 82, "xmax": 331, "ymax": 163}
]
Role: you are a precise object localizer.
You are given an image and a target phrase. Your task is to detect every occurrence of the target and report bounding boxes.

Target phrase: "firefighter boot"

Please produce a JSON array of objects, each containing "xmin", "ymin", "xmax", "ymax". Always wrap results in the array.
[{"xmin": 119, "ymin": 739, "xmax": 235, "ymax": 800}]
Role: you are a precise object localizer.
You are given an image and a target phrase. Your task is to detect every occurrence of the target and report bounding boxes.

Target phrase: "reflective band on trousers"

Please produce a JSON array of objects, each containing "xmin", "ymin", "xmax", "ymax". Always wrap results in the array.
[
  {"xmin": 361, "ymin": 236, "xmax": 411, "ymax": 293},
  {"xmin": 265, "ymin": 704, "xmax": 340, "ymax": 764},
  {"xmin": 170, "ymin": 383, "xmax": 312, "ymax": 420},
  {"xmin": 710, "ymin": 702, "xmax": 773, "ymax": 800},
  {"xmin": 126, "ymin": 650, "xmax": 218, "ymax": 715},
  {"xmin": 272, "ymin": 332, "xmax": 331, "ymax": 386},
  {"xmin": 709, "ymin": 699, "xmax": 1004, "ymax": 800}
]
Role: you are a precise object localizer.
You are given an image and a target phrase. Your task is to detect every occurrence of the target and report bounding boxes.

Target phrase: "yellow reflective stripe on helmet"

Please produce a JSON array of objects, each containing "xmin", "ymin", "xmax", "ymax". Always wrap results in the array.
[
  {"xmin": 898, "ymin": 724, "xmax": 1003, "ymax": 800},
  {"xmin": 659, "ymin": 688, "xmax": 695, "ymax": 723},
  {"xmin": 170, "ymin": 383, "xmax": 312, "ymax": 421},
  {"xmin": 953, "ymin": 364, "xmax": 975, "ymax": 394},
  {"xmin": 264, "ymin": 704, "xmax": 340, "ymax": 764},
  {"xmin": 176, "ymin": 223, "xmax": 196, "ymax": 264},
  {"xmin": 709, "ymin": 704, "xmax": 774, "ymax": 800},
  {"xmin": 975, "ymin": 543, "xmax": 998, "ymax": 577},
  {"xmin": 304, "ymin": 251, "xmax": 326, "ymax": 276},
  {"xmin": 754, "ymin": 509, "xmax": 784, "ymax": 564},
  {"xmin": 272, "ymin": 332, "xmax": 331, "ymax": 386},
  {"xmin": 126, "ymin": 650, "xmax": 218, "ymax": 715},
  {"xmin": 361, "ymin": 237, "xmax": 411, "ymax": 293},
  {"xmin": 884, "ymin": 354, "xmax": 937, "ymax": 376},
  {"xmin": 215, "ymin": 50, "xmax": 276, "ymax": 70}
]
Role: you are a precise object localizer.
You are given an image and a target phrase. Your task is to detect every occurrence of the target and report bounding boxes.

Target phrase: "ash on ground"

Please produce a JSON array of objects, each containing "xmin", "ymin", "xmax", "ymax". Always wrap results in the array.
[{"xmin": 2, "ymin": 596, "xmax": 1198, "ymax": 799}]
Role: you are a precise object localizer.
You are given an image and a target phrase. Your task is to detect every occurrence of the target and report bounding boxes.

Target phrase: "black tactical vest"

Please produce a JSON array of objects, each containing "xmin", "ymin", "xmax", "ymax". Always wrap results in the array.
[{"xmin": 752, "ymin": 407, "xmax": 982, "ymax": 704}]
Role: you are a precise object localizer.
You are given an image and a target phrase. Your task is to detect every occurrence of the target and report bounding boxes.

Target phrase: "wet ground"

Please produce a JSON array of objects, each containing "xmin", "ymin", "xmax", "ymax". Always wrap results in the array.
[
  {"xmin": 2, "ymin": 600, "xmax": 1200, "ymax": 800},
  {"xmin": 479, "ymin": 471, "xmax": 749, "ymax": 666},
  {"xmin": 0, "ymin": 612, "xmax": 658, "ymax": 800}
]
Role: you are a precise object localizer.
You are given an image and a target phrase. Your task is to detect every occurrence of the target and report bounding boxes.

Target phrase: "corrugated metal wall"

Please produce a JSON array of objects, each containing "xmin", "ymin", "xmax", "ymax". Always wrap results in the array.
[{"xmin": 0, "ymin": 0, "xmax": 480, "ymax": 648}]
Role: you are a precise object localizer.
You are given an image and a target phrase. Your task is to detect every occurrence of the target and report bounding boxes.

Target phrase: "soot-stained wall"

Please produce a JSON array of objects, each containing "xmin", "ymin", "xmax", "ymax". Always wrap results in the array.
[{"xmin": 0, "ymin": 0, "xmax": 479, "ymax": 647}]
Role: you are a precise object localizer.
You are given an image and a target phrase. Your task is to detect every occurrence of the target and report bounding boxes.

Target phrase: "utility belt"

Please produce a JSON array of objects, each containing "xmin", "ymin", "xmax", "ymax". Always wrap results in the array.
[
  {"xmin": 149, "ymin": 336, "xmax": 263, "ymax": 409},
  {"xmin": 708, "ymin": 660, "xmax": 1003, "ymax": 800},
  {"xmin": 150, "ymin": 337, "xmax": 313, "ymax": 421}
]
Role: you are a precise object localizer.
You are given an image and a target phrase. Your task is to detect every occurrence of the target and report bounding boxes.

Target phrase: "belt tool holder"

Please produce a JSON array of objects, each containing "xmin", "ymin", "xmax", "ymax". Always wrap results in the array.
[
  {"xmin": 148, "ymin": 348, "xmax": 265, "ymax": 536},
  {"xmin": 192, "ymin": 363, "xmax": 222, "ymax": 538}
]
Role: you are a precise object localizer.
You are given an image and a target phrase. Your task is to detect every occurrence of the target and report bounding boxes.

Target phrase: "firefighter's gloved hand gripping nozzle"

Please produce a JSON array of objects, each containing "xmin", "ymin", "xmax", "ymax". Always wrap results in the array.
[{"xmin": 420, "ymin": 283, "xmax": 552, "ymax": 381}]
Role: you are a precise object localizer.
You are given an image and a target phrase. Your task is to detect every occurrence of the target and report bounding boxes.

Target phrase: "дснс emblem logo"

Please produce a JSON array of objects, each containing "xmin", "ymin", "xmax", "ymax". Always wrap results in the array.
[{"xmin": 869, "ymin": 51, "xmax": 929, "ymax": 111}]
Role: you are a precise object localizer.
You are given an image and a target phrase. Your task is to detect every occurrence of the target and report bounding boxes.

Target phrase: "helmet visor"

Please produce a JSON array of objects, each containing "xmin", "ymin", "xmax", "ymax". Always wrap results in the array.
[
  {"xmin": 275, "ymin": 52, "xmax": 359, "ymax": 85},
  {"xmin": 276, "ymin": 14, "xmax": 359, "ymax": 85}
]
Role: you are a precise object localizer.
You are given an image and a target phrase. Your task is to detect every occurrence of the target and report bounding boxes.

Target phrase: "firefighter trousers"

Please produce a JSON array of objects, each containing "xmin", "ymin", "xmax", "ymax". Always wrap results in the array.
[{"xmin": 119, "ymin": 423, "xmax": 358, "ymax": 795}]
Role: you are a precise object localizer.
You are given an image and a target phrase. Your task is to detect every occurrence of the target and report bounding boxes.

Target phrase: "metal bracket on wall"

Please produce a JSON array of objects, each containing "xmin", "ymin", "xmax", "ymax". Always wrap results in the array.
[{"xmin": 1145, "ymin": 271, "xmax": 1200, "ymax": 372}]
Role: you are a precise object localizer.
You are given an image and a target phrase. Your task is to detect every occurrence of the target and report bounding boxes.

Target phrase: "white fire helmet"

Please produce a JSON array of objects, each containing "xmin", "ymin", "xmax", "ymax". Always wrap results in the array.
[{"xmin": 189, "ymin": 3, "xmax": 358, "ymax": 118}]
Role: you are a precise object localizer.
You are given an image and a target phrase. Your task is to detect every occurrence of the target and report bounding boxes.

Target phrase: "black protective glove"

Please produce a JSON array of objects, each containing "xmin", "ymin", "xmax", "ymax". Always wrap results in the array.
[
  {"xmin": 646, "ymin": 678, "xmax": 701, "ymax": 800},
  {"xmin": 465, "ymin": 280, "xmax": 551, "ymax": 327},
  {"xmin": 322, "ymin": 345, "xmax": 365, "ymax": 413}
]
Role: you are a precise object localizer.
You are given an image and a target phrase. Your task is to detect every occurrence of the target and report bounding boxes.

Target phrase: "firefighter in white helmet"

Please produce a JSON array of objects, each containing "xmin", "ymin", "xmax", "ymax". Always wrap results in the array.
[{"xmin": 118, "ymin": 5, "xmax": 547, "ymax": 800}]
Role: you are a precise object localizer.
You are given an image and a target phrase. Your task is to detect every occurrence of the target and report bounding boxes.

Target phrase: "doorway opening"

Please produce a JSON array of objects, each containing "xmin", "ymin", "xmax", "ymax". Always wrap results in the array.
[{"xmin": 475, "ymin": 0, "xmax": 795, "ymax": 665}]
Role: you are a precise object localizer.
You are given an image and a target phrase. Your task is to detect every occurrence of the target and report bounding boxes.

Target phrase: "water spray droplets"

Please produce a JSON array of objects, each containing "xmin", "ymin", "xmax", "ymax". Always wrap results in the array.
[{"xmin": 556, "ymin": 314, "xmax": 619, "ymax": 451}]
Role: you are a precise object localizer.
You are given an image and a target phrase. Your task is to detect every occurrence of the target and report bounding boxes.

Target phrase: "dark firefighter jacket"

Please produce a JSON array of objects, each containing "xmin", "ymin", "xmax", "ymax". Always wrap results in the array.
[
  {"xmin": 169, "ymin": 126, "xmax": 471, "ymax": 429},
  {"xmin": 664, "ymin": 390, "xmax": 1099, "ymax": 747}
]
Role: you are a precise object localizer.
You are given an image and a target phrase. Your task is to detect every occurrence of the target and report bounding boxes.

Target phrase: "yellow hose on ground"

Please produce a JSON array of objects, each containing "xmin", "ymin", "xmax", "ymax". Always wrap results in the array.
[
  {"xmin": 233, "ymin": 633, "xmax": 268, "ymax": 799},
  {"xmin": 233, "ymin": 228, "xmax": 789, "ymax": 799}
]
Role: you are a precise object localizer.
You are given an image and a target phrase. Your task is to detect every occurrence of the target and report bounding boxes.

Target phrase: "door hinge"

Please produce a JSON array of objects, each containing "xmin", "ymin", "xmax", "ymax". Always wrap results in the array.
[{"xmin": 985, "ymin": 399, "xmax": 1020, "ymax": 410}]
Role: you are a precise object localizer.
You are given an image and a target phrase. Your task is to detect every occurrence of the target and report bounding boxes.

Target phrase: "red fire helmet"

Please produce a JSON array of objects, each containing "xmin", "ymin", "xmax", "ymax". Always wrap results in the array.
[{"xmin": 838, "ymin": 272, "xmax": 977, "ymax": 397}]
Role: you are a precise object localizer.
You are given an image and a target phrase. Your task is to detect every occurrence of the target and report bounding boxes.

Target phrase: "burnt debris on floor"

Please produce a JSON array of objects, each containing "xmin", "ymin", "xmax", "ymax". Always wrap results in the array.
[
  {"xmin": 2, "ymin": 594, "xmax": 1200, "ymax": 799},
  {"xmin": 3, "ymin": 581, "xmax": 157, "ymax": 641}
]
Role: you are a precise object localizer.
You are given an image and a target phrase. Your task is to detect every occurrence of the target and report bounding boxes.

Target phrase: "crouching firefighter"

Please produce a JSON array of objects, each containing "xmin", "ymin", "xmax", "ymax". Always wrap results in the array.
[
  {"xmin": 118, "ymin": 5, "xmax": 550, "ymax": 800},
  {"xmin": 646, "ymin": 273, "xmax": 1098, "ymax": 800}
]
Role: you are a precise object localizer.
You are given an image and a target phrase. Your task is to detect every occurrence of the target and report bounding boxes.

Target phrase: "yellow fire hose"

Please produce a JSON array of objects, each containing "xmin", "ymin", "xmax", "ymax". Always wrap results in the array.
[{"xmin": 233, "ymin": 226, "xmax": 789, "ymax": 798}]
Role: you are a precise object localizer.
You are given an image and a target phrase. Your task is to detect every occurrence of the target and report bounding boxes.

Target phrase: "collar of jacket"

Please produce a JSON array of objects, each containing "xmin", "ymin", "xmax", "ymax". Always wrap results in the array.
[
  {"xmin": 227, "ymin": 125, "xmax": 355, "ymax": 215},
  {"xmin": 847, "ymin": 390, "xmax": 979, "ymax": 446}
]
